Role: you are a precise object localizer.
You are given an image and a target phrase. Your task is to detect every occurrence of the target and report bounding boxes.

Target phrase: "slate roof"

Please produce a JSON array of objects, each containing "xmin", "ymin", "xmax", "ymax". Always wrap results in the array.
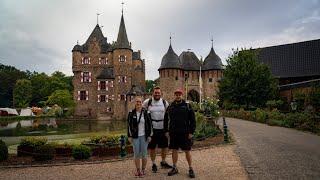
[
  {"xmin": 133, "ymin": 51, "xmax": 141, "ymax": 60},
  {"xmin": 72, "ymin": 24, "xmax": 112, "ymax": 53},
  {"xmin": 115, "ymin": 14, "xmax": 131, "ymax": 49},
  {"xmin": 202, "ymin": 47, "xmax": 224, "ymax": 70},
  {"xmin": 256, "ymin": 39, "xmax": 320, "ymax": 78},
  {"xmin": 127, "ymin": 85, "xmax": 145, "ymax": 95},
  {"xmin": 179, "ymin": 51, "xmax": 201, "ymax": 71},
  {"xmin": 96, "ymin": 68, "xmax": 115, "ymax": 79},
  {"xmin": 159, "ymin": 44, "xmax": 181, "ymax": 70}
]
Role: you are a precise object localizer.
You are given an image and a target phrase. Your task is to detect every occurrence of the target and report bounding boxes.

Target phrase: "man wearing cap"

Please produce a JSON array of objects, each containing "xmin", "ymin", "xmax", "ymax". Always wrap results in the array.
[
  {"xmin": 143, "ymin": 86, "xmax": 172, "ymax": 173},
  {"xmin": 164, "ymin": 88, "xmax": 196, "ymax": 178}
]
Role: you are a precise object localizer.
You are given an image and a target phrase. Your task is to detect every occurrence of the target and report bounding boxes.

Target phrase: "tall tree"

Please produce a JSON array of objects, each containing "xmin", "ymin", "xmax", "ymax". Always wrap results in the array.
[
  {"xmin": 0, "ymin": 64, "xmax": 28, "ymax": 107},
  {"xmin": 46, "ymin": 90, "xmax": 75, "ymax": 109},
  {"xmin": 218, "ymin": 49, "xmax": 278, "ymax": 109},
  {"xmin": 145, "ymin": 80, "xmax": 155, "ymax": 93},
  {"xmin": 13, "ymin": 79, "xmax": 33, "ymax": 108}
]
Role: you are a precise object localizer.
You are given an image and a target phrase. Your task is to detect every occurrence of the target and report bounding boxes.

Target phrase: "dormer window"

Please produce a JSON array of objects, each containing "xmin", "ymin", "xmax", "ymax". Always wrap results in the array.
[{"xmin": 119, "ymin": 55, "xmax": 126, "ymax": 62}]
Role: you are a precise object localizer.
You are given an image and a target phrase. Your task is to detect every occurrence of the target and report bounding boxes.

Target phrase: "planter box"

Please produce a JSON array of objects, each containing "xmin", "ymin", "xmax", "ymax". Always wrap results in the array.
[{"xmin": 17, "ymin": 145, "xmax": 34, "ymax": 157}]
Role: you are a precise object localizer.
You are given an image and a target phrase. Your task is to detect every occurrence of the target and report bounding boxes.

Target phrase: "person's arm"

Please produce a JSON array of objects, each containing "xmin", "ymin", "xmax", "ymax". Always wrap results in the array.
[
  {"xmin": 127, "ymin": 111, "xmax": 132, "ymax": 138},
  {"xmin": 188, "ymin": 104, "xmax": 196, "ymax": 134},
  {"xmin": 147, "ymin": 110, "xmax": 153, "ymax": 137},
  {"xmin": 164, "ymin": 105, "xmax": 170, "ymax": 133}
]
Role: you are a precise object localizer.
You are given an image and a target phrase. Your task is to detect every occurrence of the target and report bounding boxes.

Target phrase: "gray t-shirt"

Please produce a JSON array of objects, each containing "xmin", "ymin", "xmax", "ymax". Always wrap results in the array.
[{"xmin": 143, "ymin": 98, "xmax": 169, "ymax": 130}]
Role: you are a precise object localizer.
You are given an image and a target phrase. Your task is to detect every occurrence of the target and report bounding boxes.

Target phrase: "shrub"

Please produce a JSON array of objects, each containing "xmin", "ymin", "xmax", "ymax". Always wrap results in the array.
[
  {"xmin": 89, "ymin": 134, "xmax": 122, "ymax": 146},
  {"xmin": 253, "ymin": 108, "xmax": 268, "ymax": 123},
  {"xmin": 0, "ymin": 140, "xmax": 8, "ymax": 161},
  {"xmin": 72, "ymin": 145, "xmax": 91, "ymax": 160},
  {"xmin": 19, "ymin": 137, "xmax": 48, "ymax": 147},
  {"xmin": 33, "ymin": 144, "xmax": 55, "ymax": 161}
]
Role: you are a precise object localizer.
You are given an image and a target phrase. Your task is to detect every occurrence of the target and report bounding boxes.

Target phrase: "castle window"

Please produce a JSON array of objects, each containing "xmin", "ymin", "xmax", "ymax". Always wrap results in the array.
[
  {"xmin": 82, "ymin": 57, "xmax": 90, "ymax": 64},
  {"xmin": 119, "ymin": 55, "xmax": 126, "ymax": 62},
  {"xmin": 100, "ymin": 95, "xmax": 106, "ymax": 102},
  {"xmin": 118, "ymin": 76, "xmax": 127, "ymax": 83},
  {"xmin": 106, "ymin": 107, "xmax": 112, "ymax": 112},
  {"xmin": 81, "ymin": 72, "xmax": 91, "ymax": 82},
  {"xmin": 78, "ymin": 91, "xmax": 88, "ymax": 101},
  {"xmin": 99, "ymin": 57, "xmax": 108, "ymax": 65},
  {"xmin": 120, "ymin": 94, "xmax": 126, "ymax": 101},
  {"xmin": 100, "ymin": 81, "xmax": 106, "ymax": 90},
  {"xmin": 209, "ymin": 78, "xmax": 213, "ymax": 82},
  {"xmin": 175, "ymin": 76, "xmax": 178, "ymax": 80}
]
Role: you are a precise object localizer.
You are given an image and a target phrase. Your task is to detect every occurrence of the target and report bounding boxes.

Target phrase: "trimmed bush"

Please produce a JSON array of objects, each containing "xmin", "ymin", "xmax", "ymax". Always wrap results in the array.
[
  {"xmin": 0, "ymin": 140, "xmax": 8, "ymax": 161},
  {"xmin": 19, "ymin": 137, "xmax": 48, "ymax": 147},
  {"xmin": 33, "ymin": 144, "xmax": 55, "ymax": 161},
  {"xmin": 72, "ymin": 145, "xmax": 91, "ymax": 160}
]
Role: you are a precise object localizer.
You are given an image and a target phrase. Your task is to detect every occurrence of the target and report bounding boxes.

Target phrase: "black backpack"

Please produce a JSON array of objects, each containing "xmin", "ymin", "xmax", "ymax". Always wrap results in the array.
[{"xmin": 147, "ymin": 98, "xmax": 167, "ymax": 109}]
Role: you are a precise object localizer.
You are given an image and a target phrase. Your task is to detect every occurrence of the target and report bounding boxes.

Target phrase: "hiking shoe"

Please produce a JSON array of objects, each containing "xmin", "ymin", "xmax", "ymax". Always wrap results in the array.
[
  {"xmin": 168, "ymin": 167, "xmax": 179, "ymax": 176},
  {"xmin": 161, "ymin": 161, "xmax": 173, "ymax": 169},
  {"xmin": 189, "ymin": 169, "xmax": 195, "ymax": 178},
  {"xmin": 152, "ymin": 164, "xmax": 157, "ymax": 173}
]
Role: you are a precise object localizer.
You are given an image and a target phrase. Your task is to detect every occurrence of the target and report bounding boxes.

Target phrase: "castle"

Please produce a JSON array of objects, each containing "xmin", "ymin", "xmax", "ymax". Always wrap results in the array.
[
  {"xmin": 72, "ymin": 12, "xmax": 146, "ymax": 120},
  {"xmin": 158, "ymin": 41, "xmax": 224, "ymax": 102}
]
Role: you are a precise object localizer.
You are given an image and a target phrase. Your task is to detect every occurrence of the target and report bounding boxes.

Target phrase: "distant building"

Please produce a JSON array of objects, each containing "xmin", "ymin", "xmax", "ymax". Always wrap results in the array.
[
  {"xmin": 256, "ymin": 39, "xmax": 320, "ymax": 102},
  {"xmin": 72, "ymin": 12, "xmax": 146, "ymax": 120},
  {"xmin": 158, "ymin": 41, "xmax": 224, "ymax": 102}
]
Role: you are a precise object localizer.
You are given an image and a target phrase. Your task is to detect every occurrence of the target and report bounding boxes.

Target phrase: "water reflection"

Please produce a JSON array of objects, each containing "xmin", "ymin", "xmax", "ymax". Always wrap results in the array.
[{"xmin": 0, "ymin": 118, "xmax": 126, "ymax": 136}]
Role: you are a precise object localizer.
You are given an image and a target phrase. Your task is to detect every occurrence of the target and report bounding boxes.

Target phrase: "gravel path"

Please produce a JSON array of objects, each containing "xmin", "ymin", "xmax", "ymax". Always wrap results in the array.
[
  {"xmin": 225, "ymin": 117, "xmax": 320, "ymax": 180},
  {"xmin": 0, "ymin": 145, "xmax": 248, "ymax": 180}
]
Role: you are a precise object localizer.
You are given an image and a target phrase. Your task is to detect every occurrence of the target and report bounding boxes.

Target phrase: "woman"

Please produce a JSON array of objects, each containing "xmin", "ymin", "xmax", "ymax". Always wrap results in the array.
[{"xmin": 127, "ymin": 97, "xmax": 153, "ymax": 177}]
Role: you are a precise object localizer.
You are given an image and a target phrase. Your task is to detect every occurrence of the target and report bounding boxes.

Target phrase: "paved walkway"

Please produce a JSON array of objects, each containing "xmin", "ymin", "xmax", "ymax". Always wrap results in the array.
[
  {"xmin": 0, "ymin": 145, "xmax": 248, "ymax": 180},
  {"xmin": 225, "ymin": 117, "xmax": 320, "ymax": 180}
]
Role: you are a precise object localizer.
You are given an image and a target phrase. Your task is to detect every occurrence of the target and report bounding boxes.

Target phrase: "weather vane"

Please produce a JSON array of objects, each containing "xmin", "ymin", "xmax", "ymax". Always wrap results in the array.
[
  {"xmin": 211, "ymin": 37, "xmax": 213, "ymax": 48},
  {"xmin": 121, "ymin": 2, "xmax": 124, "ymax": 14},
  {"xmin": 97, "ymin": 13, "xmax": 101, "ymax": 24}
]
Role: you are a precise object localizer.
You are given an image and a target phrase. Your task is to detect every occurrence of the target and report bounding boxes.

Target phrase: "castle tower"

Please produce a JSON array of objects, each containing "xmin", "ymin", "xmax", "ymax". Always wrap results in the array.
[
  {"xmin": 202, "ymin": 42, "xmax": 224, "ymax": 99},
  {"xmin": 158, "ymin": 40, "xmax": 184, "ymax": 102},
  {"xmin": 112, "ymin": 12, "xmax": 133, "ymax": 119}
]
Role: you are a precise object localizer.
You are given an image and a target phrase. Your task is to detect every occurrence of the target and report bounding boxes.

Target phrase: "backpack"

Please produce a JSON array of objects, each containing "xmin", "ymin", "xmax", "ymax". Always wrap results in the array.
[{"xmin": 147, "ymin": 98, "xmax": 167, "ymax": 109}]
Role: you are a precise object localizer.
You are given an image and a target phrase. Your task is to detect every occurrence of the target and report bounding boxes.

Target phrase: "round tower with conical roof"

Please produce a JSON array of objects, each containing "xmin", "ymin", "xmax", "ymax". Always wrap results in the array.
[{"xmin": 158, "ymin": 40, "xmax": 184, "ymax": 102}]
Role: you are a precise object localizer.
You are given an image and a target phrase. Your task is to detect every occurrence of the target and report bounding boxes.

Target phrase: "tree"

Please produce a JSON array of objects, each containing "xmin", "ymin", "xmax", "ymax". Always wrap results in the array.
[
  {"xmin": 46, "ymin": 90, "xmax": 75, "ymax": 109},
  {"xmin": 145, "ymin": 80, "xmax": 156, "ymax": 93},
  {"xmin": 0, "ymin": 64, "xmax": 28, "ymax": 107},
  {"xmin": 13, "ymin": 79, "xmax": 33, "ymax": 108},
  {"xmin": 218, "ymin": 49, "xmax": 278, "ymax": 109}
]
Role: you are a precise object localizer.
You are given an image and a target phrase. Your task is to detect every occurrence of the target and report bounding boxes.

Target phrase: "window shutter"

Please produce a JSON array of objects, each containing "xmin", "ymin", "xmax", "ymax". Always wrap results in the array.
[
  {"xmin": 80, "ymin": 72, "xmax": 84, "ymax": 82},
  {"xmin": 112, "ymin": 95, "xmax": 115, "ymax": 100},
  {"xmin": 111, "ymin": 81, "xmax": 114, "ymax": 87},
  {"xmin": 97, "ymin": 95, "xmax": 100, "ymax": 102},
  {"xmin": 118, "ymin": 76, "xmax": 121, "ymax": 83},
  {"xmin": 81, "ymin": 57, "xmax": 84, "ymax": 64},
  {"xmin": 86, "ymin": 91, "xmax": 89, "ymax": 100},
  {"xmin": 98, "ymin": 58, "xmax": 101, "ymax": 64},
  {"xmin": 97, "ymin": 81, "xmax": 100, "ymax": 90},
  {"xmin": 125, "ymin": 56, "xmax": 127, "ymax": 62},
  {"xmin": 124, "ymin": 76, "xmax": 127, "ymax": 83},
  {"xmin": 77, "ymin": 91, "xmax": 80, "ymax": 101},
  {"xmin": 89, "ymin": 57, "xmax": 91, "ymax": 64},
  {"xmin": 118, "ymin": 95, "xmax": 120, "ymax": 101},
  {"xmin": 89, "ymin": 72, "xmax": 92, "ymax": 82},
  {"xmin": 106, "ymin": 95, "xmax": 109, "ymax": 102}
]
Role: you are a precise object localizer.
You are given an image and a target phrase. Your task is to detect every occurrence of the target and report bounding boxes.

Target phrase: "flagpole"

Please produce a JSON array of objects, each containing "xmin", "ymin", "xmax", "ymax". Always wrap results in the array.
[{"xmin": 199, "ymin": 56, "xmax": 202, "ymax": 110}]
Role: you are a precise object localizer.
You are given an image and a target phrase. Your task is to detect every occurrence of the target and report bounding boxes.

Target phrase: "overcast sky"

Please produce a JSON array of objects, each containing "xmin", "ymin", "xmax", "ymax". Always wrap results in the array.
[{"xmin": 0, "ymin": 0, "xmax": 319, "ymax": 80}]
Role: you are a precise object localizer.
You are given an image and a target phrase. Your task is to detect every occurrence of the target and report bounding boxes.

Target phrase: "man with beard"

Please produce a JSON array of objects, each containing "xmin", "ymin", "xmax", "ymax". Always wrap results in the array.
[{"xmin": 143, "ymin": 86, "xmax": 172, "ymax": 173}]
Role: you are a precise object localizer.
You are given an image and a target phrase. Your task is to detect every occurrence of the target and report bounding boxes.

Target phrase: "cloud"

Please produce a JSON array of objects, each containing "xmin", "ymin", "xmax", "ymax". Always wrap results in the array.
[{"xmin": 0, "ymin": 0, "xmax": 319, "ymax": 80}]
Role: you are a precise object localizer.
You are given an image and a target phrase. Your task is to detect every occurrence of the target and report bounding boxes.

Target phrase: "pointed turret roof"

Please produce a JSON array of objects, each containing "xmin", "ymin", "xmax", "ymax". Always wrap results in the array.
[
  {"xmin": 179, "ymin": 51, "xmax": 201, "ymax": 71},
  {"xmin": 202, "ymin": 47, "xmax": 224, "ymax": 70},
  {"xmin": 85, "ymin": 24, "xmax": 105, "ymax": 44},
  {"xmin": 115, "ymin": 14, "xmax": 130, "ymax": 49},
  {"xmin": 159, "ymin": 43, "xmax": 181, "ymax": 70}
]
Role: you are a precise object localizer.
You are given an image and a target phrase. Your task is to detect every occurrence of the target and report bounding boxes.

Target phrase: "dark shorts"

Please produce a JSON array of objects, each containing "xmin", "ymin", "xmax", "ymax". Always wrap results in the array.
[
  {"xmin": 169, "ymin": 133, "xmax": 193, "ymax": 151},
  {"xmin": 148, "ymin": 129, "xmax": 169, "ymax": 149}
]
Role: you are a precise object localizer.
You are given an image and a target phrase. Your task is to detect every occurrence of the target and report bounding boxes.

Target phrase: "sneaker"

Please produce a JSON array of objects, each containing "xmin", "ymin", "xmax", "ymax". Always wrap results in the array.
[
  {"xmin": 168, "ymin": 167, "xmax": 179, "ymax": 176},
  {"xmin": 135, "ymin": 170, "xmax": 141, "ymax": 178},
  {"xmin": 161, "ymin": 161, "xmax": 173, "ymax": 169},
  {"xmin": 189, "ymin": 169, "xmax": 195, "ymax": 178},
  {"xmin": 152, "ymin": 164, "xmax": 157, "ymax": 173}
]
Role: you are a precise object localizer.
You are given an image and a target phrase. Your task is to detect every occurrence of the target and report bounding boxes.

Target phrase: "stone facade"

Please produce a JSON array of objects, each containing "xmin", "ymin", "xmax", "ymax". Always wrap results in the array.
[
  {"xmin": 158, "ymin": 44, "xmax": 224, "ymax": 103},
  {"xmin": 72, "ymin": 13, "xmax": 146, "ymax": 120}
]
